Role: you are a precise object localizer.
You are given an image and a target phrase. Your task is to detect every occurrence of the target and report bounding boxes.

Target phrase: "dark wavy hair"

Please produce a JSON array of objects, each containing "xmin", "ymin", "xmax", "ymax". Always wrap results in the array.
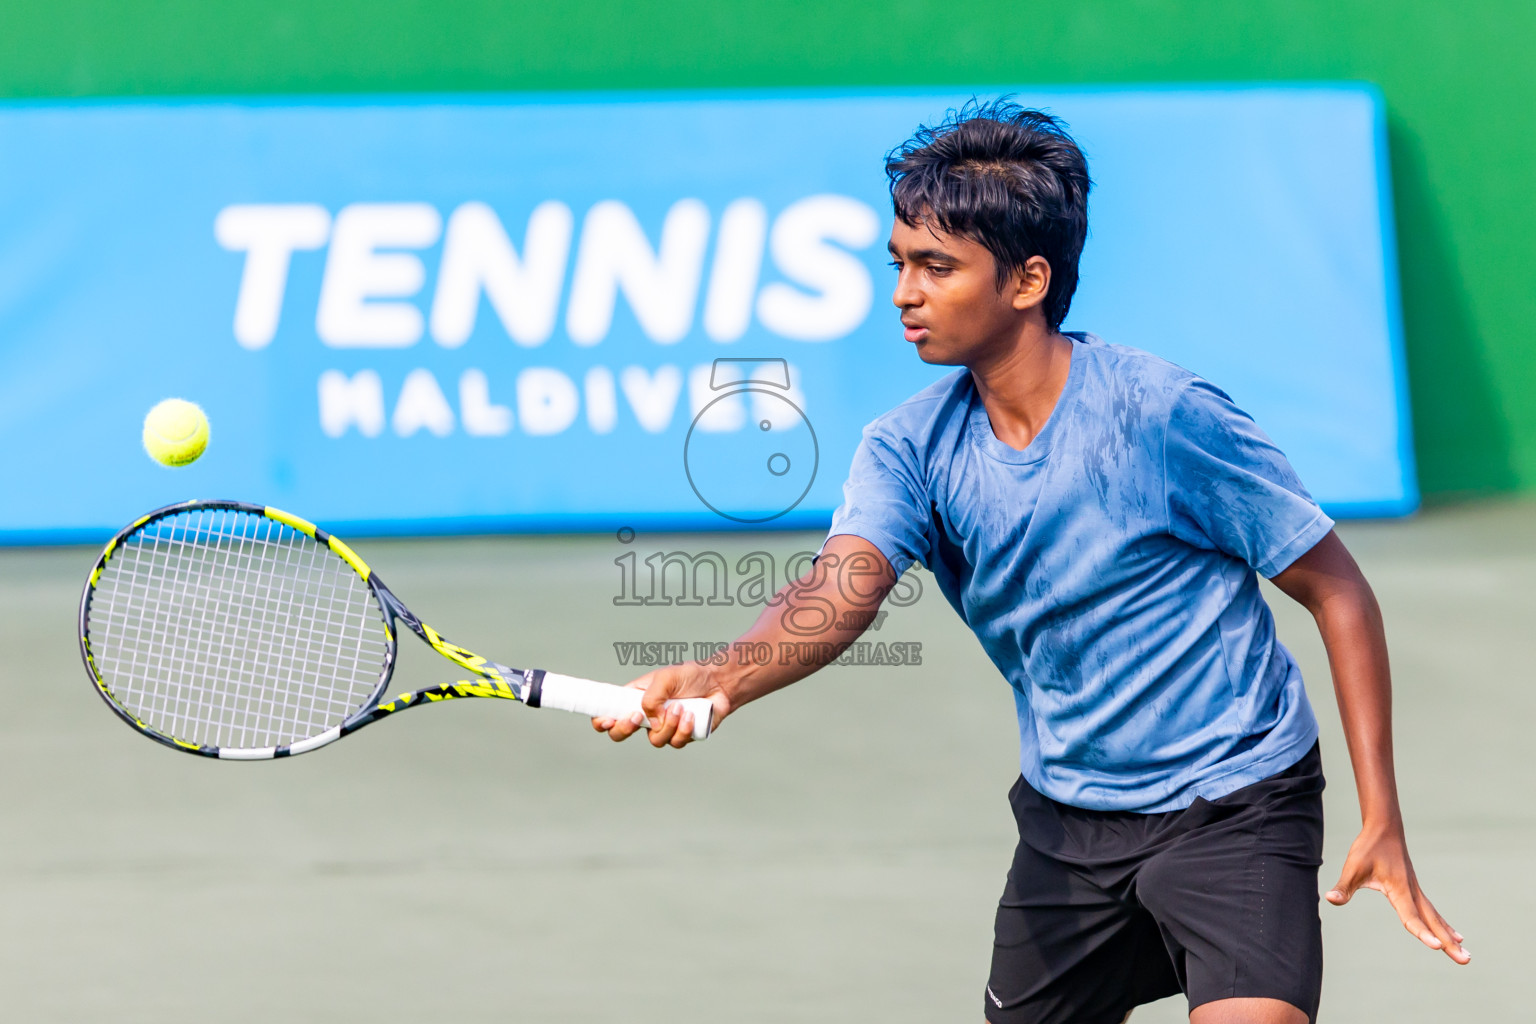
[{"xmin": 886, "ymin": 99, "xmax": 1091, "ymax": 332}]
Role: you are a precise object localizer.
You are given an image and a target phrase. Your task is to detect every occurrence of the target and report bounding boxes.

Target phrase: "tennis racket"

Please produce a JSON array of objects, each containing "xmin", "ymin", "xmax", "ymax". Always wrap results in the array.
[{"xmin": 78, "ymin": 499, "xmax": 713, "ymax": 760}]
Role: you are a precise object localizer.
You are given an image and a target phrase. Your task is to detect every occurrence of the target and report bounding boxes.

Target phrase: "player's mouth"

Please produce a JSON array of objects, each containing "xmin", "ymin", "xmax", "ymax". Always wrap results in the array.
[{"xmin": 902, "ymin": 320, "xmax": 929, "ymax": 343}]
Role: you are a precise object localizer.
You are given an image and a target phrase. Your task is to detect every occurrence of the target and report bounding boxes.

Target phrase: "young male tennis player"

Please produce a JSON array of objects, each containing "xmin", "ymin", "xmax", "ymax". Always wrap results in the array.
[{"xmin": 594, "ymin": 101, "xmax": 1466, "ymax": 1023}]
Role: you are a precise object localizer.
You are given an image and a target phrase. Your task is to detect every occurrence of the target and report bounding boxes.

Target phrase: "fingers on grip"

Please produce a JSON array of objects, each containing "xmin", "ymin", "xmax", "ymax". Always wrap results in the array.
[
  {"xmin": 669, "ymin": 697, "xmax": 714, "ymax": 741},
  {"xmin": 546, "ymin": 675, "xmax": 711, "ymax": 741}
]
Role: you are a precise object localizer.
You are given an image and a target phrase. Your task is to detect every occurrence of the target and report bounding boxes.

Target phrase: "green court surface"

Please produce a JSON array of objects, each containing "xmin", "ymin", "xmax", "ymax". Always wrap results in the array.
[{"xmin": 1, "ymin": 501, "xmax": 1527, "ymax": 1021}]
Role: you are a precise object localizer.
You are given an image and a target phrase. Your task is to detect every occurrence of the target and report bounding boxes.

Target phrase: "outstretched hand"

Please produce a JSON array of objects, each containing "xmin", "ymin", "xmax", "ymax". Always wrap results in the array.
[
  {"xmin": 1326, "ymin": 824, "xmax": 1469, "ymax": 965},
  {"xmin": 590, "ymin": 661, "xmax": 733, "ymax": 749}
]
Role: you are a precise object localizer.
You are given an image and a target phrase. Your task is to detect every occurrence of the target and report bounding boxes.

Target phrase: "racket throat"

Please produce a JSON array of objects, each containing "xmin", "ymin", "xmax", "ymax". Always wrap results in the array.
[
  {"xmin": 473, "ymin": 659, "xmax": 538, "ymax": 704},
  {"xmin": 520, "ymin": 668, "xmax": 548, "ymax": 708}
]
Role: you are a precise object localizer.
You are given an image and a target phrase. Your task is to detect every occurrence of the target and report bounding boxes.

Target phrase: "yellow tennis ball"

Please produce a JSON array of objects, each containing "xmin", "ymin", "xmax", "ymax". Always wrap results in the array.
[{"xmin": 142, "ymin": 399, "xmax": 210, "ymax": 467}]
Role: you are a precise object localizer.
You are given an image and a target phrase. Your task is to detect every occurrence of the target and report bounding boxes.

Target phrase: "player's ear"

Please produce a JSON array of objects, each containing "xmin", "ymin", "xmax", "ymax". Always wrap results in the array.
[{"xmin": 1009, "ymin": 255, "xmax": 1052, "ymax": 313}]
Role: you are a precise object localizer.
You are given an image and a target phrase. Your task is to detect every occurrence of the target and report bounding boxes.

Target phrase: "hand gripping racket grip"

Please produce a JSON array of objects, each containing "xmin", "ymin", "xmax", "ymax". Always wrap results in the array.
[{"xmin": 536, "ymin": 673, "xmax": 714, "ymax": 741}]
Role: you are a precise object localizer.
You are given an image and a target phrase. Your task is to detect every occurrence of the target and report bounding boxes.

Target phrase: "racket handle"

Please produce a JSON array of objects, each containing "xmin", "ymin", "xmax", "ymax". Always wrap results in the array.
[{"xmin": 536, "ymin": 673, "xmax": 714, "ymax": 741}]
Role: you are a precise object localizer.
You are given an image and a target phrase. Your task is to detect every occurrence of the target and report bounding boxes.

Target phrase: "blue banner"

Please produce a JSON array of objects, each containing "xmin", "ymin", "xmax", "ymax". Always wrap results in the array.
[{"xmin": 0, "ymin": 87, "xmax": 1412, "ymax": 542}]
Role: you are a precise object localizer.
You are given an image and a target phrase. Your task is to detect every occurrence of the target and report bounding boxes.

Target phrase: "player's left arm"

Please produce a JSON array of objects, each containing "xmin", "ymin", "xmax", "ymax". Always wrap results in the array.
[{"xmin": 1270, "ymin": 530, "xmax": 1469, "ymax": 965}]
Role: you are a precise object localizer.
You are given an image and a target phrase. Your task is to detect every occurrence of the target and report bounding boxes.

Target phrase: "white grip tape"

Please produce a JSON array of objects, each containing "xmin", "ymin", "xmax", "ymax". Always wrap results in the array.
[{"xmin": 539, "ymin": 673, "xmax": 714, "ymax": 741}]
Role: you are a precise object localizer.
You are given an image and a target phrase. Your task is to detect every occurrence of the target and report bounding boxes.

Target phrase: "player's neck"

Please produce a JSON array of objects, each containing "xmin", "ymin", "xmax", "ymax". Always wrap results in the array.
[{"xmin": 967, "ymin": 325, "xmax": 1074, "ymax": 452}]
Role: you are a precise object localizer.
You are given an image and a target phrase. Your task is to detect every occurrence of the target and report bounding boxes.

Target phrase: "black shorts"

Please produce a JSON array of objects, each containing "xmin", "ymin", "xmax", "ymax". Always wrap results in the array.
[{"xmin": 985, "ymin": 743, "xmax": 1325, "ymax": 1024}]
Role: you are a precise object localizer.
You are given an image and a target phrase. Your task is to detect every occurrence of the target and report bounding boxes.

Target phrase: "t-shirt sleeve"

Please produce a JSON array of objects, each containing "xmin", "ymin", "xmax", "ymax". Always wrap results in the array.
[
  {"xmin": 1164, "ymin": 379, "xmax": 1334, "ymax": 578},
  {"xmin": 825, "ymin": 426, "xmax": 933, "ymax": 576}
]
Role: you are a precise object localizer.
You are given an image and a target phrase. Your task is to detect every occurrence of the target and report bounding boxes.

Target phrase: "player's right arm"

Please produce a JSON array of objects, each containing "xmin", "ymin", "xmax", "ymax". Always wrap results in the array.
[{"xmin": 593, "ymin": 533, "xmax": 897, "ymax": 748}]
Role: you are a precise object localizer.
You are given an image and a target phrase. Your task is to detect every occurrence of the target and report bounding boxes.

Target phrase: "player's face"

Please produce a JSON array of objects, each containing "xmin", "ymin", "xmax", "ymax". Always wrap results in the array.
[{"xmin": 888, "ymin": 218, "xmax": 1024, "ymax": 366}]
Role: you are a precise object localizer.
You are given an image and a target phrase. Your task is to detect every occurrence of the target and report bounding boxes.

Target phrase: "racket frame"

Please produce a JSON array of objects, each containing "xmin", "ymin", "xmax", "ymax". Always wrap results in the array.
[{"xmin": 78, "ymin": 499, "xmax": 575, "ymax": 760}]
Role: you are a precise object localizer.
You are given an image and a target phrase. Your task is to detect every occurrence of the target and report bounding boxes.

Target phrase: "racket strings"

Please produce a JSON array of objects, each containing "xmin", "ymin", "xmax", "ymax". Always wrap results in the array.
[{"xmin": 86, "ymin": 508, "xmax": 389, "ymax": 749}]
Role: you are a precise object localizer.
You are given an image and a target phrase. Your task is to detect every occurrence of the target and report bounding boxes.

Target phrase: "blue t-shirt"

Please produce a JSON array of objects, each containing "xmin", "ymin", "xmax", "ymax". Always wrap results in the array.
[{"xmin": 828, "ymin": 333, "xmax": 1332, "ymax": 812}]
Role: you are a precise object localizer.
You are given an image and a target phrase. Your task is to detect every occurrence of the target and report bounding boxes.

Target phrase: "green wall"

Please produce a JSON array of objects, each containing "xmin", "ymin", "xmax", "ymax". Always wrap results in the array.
[{"xmin": 2, "ymin": 1, "xmax": 1529, "ymax": 499}]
